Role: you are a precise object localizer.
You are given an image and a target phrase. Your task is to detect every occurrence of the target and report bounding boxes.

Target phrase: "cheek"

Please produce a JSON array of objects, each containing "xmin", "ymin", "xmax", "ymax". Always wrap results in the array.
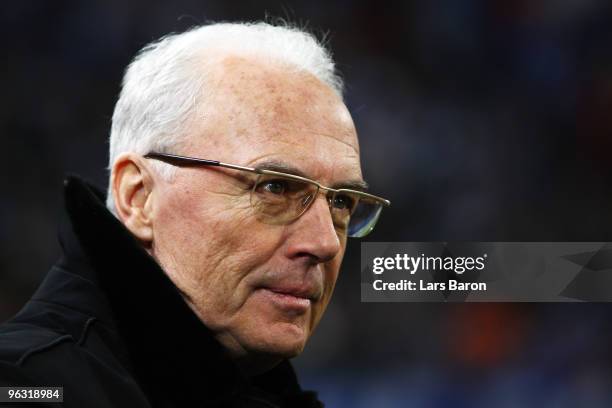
[
  {"xmin": 151, "ymin": 181, "xmax": 287, "ymax": 318},
  {"xmin": 152, "ymin": 177, "xmax": 251, "ymax": 268}
]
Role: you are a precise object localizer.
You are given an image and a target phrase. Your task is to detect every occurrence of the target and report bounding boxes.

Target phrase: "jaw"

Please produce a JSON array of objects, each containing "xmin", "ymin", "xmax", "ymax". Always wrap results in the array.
[
  {"xmin": 215, "ymin": 318, "xmax": 311, "ymax": 377},
  {"xmin": 212, "ymin": 289, "xmax": 316, "ymax": 367}
]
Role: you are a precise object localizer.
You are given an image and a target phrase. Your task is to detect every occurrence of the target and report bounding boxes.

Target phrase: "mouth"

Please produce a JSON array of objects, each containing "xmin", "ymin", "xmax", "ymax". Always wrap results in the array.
[{"xmin": 257, "ymin": 285, "xmax": 318, "ymax": 314}]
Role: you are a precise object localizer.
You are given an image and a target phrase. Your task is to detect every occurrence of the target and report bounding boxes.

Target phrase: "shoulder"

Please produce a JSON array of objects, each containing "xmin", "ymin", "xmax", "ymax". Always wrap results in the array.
[
  {"xmin": 0, "ymin": 298, "xmax": 95, "ymax": 366},
  {"xmin": 0, "ymin": 301, "xmax": 124, "ymax": 395},
  {"xmin": 0, "ymin": 312, "xmax": 148, "ymax": 407},
  {"xmin": 0, "ymin": 295, "xmax": 101, "ymax": 390}
]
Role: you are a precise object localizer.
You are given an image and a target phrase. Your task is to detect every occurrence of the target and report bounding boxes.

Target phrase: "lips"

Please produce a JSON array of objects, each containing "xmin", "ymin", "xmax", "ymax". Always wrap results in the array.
[
  {"xmin": 264, "ymin": 285, "xmax": 319, "ymax": 301},
  {"xmin": 257, "ymin": 284, "xmax": 321, "ymax": 313}
]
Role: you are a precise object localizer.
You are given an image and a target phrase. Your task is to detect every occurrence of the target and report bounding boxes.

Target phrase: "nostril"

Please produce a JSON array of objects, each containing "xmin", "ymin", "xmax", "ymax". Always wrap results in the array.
[{"xmin": 293, "ymin": 251, "xmax": 328, "ymax": 265}]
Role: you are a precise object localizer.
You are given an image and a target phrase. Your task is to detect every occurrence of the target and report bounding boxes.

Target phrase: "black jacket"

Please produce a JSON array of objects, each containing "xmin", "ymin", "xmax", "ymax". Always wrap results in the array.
[{"xmin": 0, "ymin": 176, "xmax": 323, "ymax": 408}]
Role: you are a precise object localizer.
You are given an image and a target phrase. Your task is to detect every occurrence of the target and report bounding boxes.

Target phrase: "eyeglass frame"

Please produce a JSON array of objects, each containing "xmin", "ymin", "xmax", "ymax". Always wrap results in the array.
[{"xmin": 143, "ymin": 152, "xmax": 391, "ymax": 235}]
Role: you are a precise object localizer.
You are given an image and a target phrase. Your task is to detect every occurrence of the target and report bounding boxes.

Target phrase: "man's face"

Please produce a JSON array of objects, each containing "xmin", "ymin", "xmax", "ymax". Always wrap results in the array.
[{"xmin": 149, "ymin": 56, "xmax": 362, "ymax": 367}]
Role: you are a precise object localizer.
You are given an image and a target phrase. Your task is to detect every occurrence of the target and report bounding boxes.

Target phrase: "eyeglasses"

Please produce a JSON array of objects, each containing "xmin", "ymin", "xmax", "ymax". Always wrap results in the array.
[{"xmin": 144, "ymin": 152, "xmax": 390, "ymax": 238}]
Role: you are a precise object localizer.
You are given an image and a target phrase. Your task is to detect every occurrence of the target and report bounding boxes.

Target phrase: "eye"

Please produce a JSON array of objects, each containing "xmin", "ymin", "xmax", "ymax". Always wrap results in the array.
[
  {"xmin": 332, "ymin": 193, "xmax": 355, "ymax": 211},
  {"xmin": 260, "ymin": 180, "xmax": 288, "ymax": 195}
]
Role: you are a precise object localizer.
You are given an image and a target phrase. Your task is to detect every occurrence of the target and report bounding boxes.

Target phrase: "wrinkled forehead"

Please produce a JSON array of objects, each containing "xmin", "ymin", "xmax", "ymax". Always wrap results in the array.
[{"xmin": 185, "ymin": 55, "xmax": 362, "ymax": 183}]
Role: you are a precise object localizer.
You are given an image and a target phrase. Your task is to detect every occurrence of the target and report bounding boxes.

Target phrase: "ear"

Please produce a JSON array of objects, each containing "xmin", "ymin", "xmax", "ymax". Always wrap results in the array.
[{"xmin": 111, "ymin": 153, "xmax": 154, "ymax": 245}]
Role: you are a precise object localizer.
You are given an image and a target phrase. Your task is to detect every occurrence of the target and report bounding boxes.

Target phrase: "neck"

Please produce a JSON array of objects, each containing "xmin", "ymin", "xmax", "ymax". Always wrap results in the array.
[{"xmin": 230, "ymin": 348, "xmax": 284, "ymax": 377}]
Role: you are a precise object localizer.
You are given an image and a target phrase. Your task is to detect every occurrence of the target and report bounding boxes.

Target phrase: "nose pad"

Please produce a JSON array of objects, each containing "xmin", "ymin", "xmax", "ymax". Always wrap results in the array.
[
  {"xmin": 293, "ymin": 193, "xmax": 317, "ymax": 222},
  {"xmin": 294, "ymin": 189, "xmax": 336, "ymax": 230},
  {"xmin": 301, "ymin": 194, "xmax": 314, "ymax": 208},
  {"xmin": 299, "ymin": 190, "xmax": 332, "ymax": 218}
]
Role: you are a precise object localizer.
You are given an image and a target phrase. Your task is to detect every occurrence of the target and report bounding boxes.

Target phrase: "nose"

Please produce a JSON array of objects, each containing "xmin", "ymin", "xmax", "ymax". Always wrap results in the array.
[{"xmin": 284, "ymin": 194, "xmax": 342, "ymax": 263}]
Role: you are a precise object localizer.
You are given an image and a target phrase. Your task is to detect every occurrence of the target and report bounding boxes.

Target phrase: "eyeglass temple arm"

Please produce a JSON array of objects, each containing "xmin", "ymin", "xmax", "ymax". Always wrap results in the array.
[
  {"xmin": 144, "ymin": 152, "xmax": 260, "ymax": 174},
  {"xmin": 144, "ymin": 152, "xmax": 391, "ymax": 206},
  {"xmin": 144, "ymin": 152, "xmax": 220, "ymax": 167}
]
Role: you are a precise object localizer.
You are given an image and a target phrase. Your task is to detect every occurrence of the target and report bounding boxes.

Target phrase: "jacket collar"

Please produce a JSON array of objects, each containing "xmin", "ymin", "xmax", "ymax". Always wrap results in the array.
[{"xmin": 54, "ymin": 175, "xmax": 307, "ymax": 405}]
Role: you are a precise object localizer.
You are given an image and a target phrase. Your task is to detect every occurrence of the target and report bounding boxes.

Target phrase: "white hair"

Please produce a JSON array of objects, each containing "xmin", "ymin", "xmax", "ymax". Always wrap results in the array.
[{"xmin": 106, "ymin": 21, "xmax": 344, "ymax": 213}]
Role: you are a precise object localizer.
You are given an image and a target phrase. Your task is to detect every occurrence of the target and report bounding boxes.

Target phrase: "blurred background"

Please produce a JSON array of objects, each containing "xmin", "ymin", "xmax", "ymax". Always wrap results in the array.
[{"xmin": 2, "ymin": 1, "xmax": 612, "ymax": 406}]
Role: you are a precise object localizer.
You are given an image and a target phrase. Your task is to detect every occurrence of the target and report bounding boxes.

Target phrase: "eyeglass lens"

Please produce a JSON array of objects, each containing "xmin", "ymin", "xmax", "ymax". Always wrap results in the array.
[{"xmin": 250, "ymin": 174, "xmax": 382, "ymax": 237}]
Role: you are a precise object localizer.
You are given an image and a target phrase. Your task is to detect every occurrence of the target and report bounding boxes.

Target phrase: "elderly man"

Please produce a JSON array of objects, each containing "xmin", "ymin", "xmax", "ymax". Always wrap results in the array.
[{"xmin": 0, "ymin": 22, "xmax": 389, "ymax": 407}]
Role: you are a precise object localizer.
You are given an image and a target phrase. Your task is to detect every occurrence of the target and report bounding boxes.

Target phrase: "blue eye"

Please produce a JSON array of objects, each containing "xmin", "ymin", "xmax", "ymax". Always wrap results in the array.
[
  {"xmin": 332, "ymin": 194, "xmax": 355, "ymax": 210},
  {"xmin": 261, "ymin": 180, "xmax": 287, "ymax": 195}
]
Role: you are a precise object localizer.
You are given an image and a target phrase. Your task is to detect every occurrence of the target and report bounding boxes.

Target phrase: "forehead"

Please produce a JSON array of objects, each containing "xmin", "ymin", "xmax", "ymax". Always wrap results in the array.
[{"xmin": 186, "ymin": 55, "xmax": 362, "ymax": 183}]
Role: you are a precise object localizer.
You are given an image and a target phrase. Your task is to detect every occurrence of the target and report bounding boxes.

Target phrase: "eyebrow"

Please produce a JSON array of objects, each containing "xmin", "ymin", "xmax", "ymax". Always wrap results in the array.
[{"xmin": 253, "ymin": 160, "xmax": 369, "ymax": 191}]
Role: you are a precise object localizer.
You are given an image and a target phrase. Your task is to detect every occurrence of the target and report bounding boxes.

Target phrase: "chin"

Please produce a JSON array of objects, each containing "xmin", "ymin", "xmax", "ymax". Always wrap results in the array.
[{"xmin": 247, "ymin": 321, "xmax": 309, "ymax": 359}]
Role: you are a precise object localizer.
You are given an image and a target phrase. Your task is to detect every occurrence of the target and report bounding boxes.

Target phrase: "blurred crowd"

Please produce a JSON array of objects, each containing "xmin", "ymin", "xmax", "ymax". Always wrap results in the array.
[{"xmin": 2, "ymin": 1, "xmax": 612, "ymax": 406}]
